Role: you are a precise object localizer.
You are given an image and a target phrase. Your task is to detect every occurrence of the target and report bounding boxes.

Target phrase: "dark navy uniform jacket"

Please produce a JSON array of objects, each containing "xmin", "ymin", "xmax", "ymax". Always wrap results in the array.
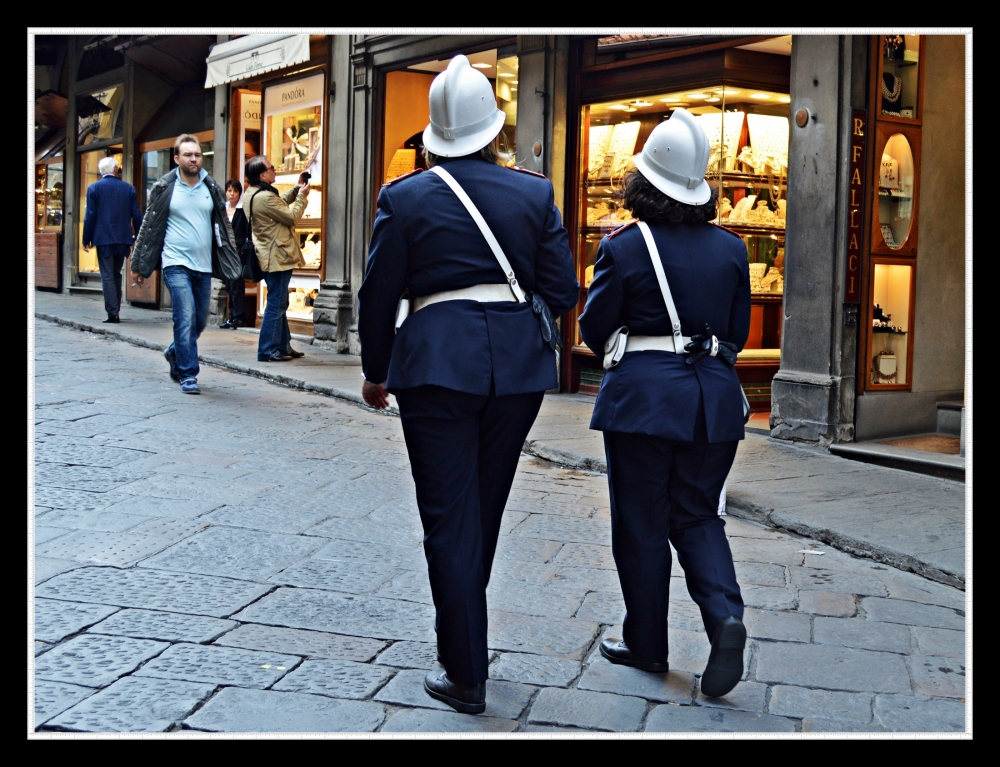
[
  {"xmin": 82, "ymin": 175, "xmax": 143, "ymax": 248},
  {"xmin": 579, "ymin": 220, "xmax": 751, "ymax": 443},
  {"xmin": 358, "ymin": 156, "xmax": 579, "ymax": 396}
]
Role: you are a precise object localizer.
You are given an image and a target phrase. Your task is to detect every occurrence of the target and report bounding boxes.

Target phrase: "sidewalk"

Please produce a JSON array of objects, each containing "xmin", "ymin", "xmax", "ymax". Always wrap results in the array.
[{"xmin": 33, "ymin": 292, "xmax": 966, "ymax": 588}]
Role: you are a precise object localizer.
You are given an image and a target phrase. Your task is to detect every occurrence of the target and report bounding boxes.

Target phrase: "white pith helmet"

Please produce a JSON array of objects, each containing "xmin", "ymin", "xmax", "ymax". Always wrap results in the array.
[
  {"xmin": 422, "ymin": 54, "xmax": 506, "ymax": 158},
  {"xmin": 632, "ymin": 108, "xmax": 712, "ymax": 205}
]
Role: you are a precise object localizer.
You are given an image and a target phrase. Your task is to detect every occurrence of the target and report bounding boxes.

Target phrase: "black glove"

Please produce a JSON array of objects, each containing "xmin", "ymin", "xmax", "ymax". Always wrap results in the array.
[
  {"xmin": 684, "ymin": 324, "xmax": 715, "ymax": 366},
  {"xmin": 716, "ymin": 341, "xmax": 739, "ymax": 366},
  {"xmin": 529, "ymin": 292, "xmax": 562, "ymax": 352}
]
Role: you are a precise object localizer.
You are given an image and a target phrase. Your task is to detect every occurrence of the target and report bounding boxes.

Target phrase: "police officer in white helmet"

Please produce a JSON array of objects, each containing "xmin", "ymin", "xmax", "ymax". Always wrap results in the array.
[
  {"xmin": 578, "ymin": 108, "xmax": 752, "ymax": 698},
  {"xmin": 358, "ymin": 54, "xmax": 578, "ymax": 713}
]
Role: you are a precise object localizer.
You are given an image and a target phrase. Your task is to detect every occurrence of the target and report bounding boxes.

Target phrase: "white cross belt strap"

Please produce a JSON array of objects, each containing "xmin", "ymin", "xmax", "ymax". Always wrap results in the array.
[
  {"xmin": 412, "ymin": 283, "xmax": 516, "ymax": 312},
  {"xmin": 634, "ymin": 220, "xmax": 688, "ymax": 354},
  {"xmin": 428, "ymin": 165, "xmax": 526, "ymax": 303}
]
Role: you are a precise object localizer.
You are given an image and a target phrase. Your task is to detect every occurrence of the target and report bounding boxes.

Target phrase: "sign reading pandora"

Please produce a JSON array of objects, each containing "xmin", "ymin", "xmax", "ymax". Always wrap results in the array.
[{"xmin": 844, "ymin": 109, "xmax": 867, "ymax": 303}]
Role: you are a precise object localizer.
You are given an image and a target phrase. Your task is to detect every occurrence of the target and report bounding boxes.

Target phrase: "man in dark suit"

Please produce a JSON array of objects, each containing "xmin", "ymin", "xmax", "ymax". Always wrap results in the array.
[
  {"xmin": 358, "ymin": 55, "xmax": 578, "ymax": 714},
  {"xmin": 82, "ymin": 156, "xmax": 143, "ymax": 323}
]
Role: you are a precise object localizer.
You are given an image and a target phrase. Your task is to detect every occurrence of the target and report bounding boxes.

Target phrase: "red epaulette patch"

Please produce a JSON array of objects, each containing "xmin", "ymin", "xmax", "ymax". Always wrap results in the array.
[
  {"xmin": 384, "ymin": 168, "xmax": 423, "ymax": 187},
  {"xmin": 712, "ymin": 222, "xmax": 745, "ymax": 241},
  {"xmin": 508, "ymin": 166, "xmax": 546, "ymax": 179},
  {"xmin": 607, "ymin": 219, "xmax": 639, "ymax": 239}
]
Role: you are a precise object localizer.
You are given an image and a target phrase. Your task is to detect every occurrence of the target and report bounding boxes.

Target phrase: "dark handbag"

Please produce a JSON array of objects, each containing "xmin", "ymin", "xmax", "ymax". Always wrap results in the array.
[{"xmin": 240, "ymin": 192, "xmax": 264, "ymax": 282}]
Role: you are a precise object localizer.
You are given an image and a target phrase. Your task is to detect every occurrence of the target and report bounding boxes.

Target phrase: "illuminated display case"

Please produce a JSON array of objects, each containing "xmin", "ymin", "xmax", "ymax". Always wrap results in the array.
[
  {"xmin": 572, "ymin": 82, "xmax": 790, "ymax": 402},
  {"xmin": 35, "ymin": 162, "xmax": 64, "ymax": 232}
]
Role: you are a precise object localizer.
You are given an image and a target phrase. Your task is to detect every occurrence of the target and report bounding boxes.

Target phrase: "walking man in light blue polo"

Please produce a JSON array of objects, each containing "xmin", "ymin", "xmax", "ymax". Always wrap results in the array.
[{"xmin": 130, "ymin": 133, "xmax": 241, "ymax": 394}]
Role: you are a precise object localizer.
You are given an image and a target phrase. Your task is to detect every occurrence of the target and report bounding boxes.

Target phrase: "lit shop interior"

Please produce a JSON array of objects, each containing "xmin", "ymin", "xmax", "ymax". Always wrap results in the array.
[{"xmin": 568, "ymin": 41, "xmax": 791, "ymax": 416}]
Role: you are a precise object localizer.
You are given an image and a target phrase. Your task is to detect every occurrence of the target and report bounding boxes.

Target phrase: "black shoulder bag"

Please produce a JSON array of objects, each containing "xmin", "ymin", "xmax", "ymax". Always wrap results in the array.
[{"xmin": 240, "ymin": 191, "xmax": 265, "ymax": 282}]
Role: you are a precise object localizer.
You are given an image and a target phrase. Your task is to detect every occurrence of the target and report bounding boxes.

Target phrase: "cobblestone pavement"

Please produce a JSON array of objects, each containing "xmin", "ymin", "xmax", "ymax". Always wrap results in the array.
[{"xmin": 31, "ymin": 321, "xmax": 968, "ymax": 734}]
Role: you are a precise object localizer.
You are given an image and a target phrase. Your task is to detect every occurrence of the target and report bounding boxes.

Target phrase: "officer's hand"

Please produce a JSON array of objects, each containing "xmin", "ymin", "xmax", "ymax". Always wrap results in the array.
[
  {"xmin": 362, "ymin": 380, "xmax": 389, "ymax": 409},
  {"xmin": 684, "ymin": 323, "xmax": 715, "ymax": 366}
]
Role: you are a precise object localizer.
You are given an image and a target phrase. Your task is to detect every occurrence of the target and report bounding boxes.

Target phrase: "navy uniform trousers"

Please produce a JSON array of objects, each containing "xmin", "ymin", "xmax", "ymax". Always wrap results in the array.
[
  {"xmin": 604, "ymin": 403, "xmax": 744, "ymax": 663},
  {"xmin": 395, "ymin": 383, "xmax": 544, "ymax": 685}
]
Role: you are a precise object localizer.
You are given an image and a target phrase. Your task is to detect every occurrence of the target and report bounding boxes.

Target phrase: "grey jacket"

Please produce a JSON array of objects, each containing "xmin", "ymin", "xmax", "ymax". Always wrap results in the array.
[{"xmin": 130, "ymin": 169, "xmax": 241, "ymax": 281}]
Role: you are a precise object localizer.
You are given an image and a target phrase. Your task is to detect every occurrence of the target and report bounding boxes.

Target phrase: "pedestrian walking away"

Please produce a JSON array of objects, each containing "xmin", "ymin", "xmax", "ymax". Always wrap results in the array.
[
  {"xmin": 579, "ymin": 108, "xmax": 752, "ymax": 698},
  {"xmin": 219, "ymin": 178, "xmax": 249, "ymax": 329},
  {"xmin": 129, "ymin": 133, "xmax": 242, "ymax": 395},
  {"xmin": 358, "ymin": 55, "xmax": 579, "ymax": 714},
  {"xmin": 243, "ymin": 157, "xmax": 311, "ymax": 361},
  {"xmin": 81, "ymin": 156, "xmax": 143, "ymax": 323}
]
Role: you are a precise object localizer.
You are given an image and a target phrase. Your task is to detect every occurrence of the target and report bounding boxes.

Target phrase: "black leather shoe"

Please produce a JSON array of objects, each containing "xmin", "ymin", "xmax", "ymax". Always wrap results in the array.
[
  {"xmin": 219, "ymin": 317, "xmax": 242, "ymax": 330},
  {"xmin": 599, "ymin": 639, "xmax": 669, "ymax": 673},
  {"xmin": 700, "ymin": 616, "xmax": 747, "ymax": 698},
  {"xmin": 258, "ymin": 353, "xmax": 293, "ymax": 362},
  {"xmin": 103, "ymin": 315, "xmax": 120, "ymax": 324},
  {"xmin": 284, "ymin": 349, "xmax": 305, "ymax": 358},
  {"xmin": 423, "ymin": 669, "xmax": 485, "ymax": 714}
]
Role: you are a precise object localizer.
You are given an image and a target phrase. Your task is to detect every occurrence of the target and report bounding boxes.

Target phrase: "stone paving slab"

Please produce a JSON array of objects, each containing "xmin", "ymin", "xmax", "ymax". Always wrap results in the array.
[
  {"xmin": 912, "ymin": 627, "xmax": 965, "ymax": 658},
  {"xmin": 87, "ymin": 608, "xmax": 237, "ymax": 644},
  {"xmin": 33, "ymin": 486, "xmax": 116, "ymax": 512},
  {"xmin": 34, "ymin": 599, "xmax": 120, "ymax": 643},
  {"xmin": 789, "ymin": 567, "xmax": 888, "ymax": 596},
  {"xmin": 268, "ymin": 557, "xmax": 400, "ymax": 594},
  {"xmin": 861, "ymin": 597, "xmax": 964, "ymax": 630},
  {"xmin": 577, "ymin": 658, "xmax": 695, "ymax": 704},
  {"xmin": 33, "ymin": 526, "xmax": 72, "ymax": 545},
  {"xmin": 905, "ymin": 655, "xmax": 966, "ymax": 698},
  {"xmin": 35, "ymin": 507, "xmax": 157, "ymax": 533},
  {"xmin": 490, "ymin": 652, "xmax": 582, "ymax": 688},
  {"xmin": 35, "ymin": 634, "xmax": 169, "ymax": 688},
  {"xmin": 46, "ymin": 676, "xmax": 216, "ymax": 732},
  {"xmin": 33, "ymin": 680, "xmax": 95, "ymax": 727},
  {"xmin": 755, "ymin": 643, "xmax": 910, "ymax": 693},
  {"xmin": 812, "ymin": 617, "xmax": 912, "ymax": 654},
  {"xmin": 37, "ymin": 566, "xmax": 271, "ymax": 618},
  {"xmin": 526, "ymin": 687, "xmax": 647, "ymax": 732},
  {"xmin": 235, "ymin": 587, "xmax": 436, "ymax": 642},
  {"xmin": 33, "ymin": 557, "xmax": 84, "ymax": 585},
  {"xmin": 36, "ymin": 529, "xmax": 175, "ymax": 567},
  {"xmin": 272, "ymin": 659, "xmax": 395, "ymax": 700},
  {"xmin": 98, "ymin": 496, "xmax": 225, "ymax": 520},
  {"xmin": 797, "ymin": 591, "xmax": 856, "ymax": 617},
  {"xmin": 800, "ymin": 718, "xmax": 889, "ymax": 732},
  {"xmin": 644, "ymin": 704, "xmax": 797, "ymax": 732},
  {"xmin": 873, "ymin": 694, "xmax": 966, "ymax": 732},
  {"xmin": 135, "ymin": 643, "xmax": 301, "ymax": 688},
  {"xmin": 487, "ymin": 610, "xmax": 599, "ymax": 659},
  {"xmin": 768, "ymin": 685, "xmax": 873, "ymax": 723},
  {"xmin": 140, "ymin": 526, "xmax": 325, "ymax": 582},
  {"xmin": 214, "ymin": 623, "xmax": 386, "ymax": 661},
  {"xmin": 695, "ymin": 681, "xmax": 767, "ymax": 713},
  {"xmin": 184, "ymin": 687, "xmax": 386, "ymax": 732},
  {"xmin": 200, "ymin": 505, "xmax": 331, "ymax": 535},
  {"xmin": 381, "ymin": 709, "xmax": 518, "ymax": 733},
  {"xmin": 486, "ymin": 583, "xmax": 586, "ymax": 619},
  {"xmin": 744, "ymin": 608, "xmax": 811, "ymax": 643},
  {"xmin": 373, "ymin": 641, "xmax": 439, "ymax": 670}
]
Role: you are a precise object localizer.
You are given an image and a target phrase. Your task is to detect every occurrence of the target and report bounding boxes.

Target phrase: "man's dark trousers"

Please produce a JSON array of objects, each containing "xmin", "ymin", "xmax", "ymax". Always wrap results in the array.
[
  {"xmin": 604, "ymin": 426, "xmax": 744, "ymax": 664},
  {"xmin": 396, "ymin": 383, "xmax": 545, "ymax": 685},
  {"xmin": 97, "ymin": 244, "xmax": 130, "ymax": 317}
]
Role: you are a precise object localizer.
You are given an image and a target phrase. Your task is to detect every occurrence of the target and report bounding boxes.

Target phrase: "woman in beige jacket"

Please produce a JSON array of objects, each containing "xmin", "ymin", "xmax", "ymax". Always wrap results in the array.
[{"xmin": 243, "ymin": 155, "xmax": 311, "ymax": 362}]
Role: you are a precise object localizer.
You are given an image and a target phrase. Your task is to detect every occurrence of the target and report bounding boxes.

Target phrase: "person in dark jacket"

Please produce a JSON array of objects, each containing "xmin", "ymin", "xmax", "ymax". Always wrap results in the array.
[
  {"xmin": 358, "ymin": 55, "xmax": 578, "ymax": 714},
  {"xmin": 578, "ymin": 108, "xmax": 752, "ymax": 699},
  {"xmin": 129, "ymin": 134, "xmax": 241, "ymax": 394},
  {"xmin": 82, "ymin": 155, "xmax": 143, "ymax": 323},
  {"xmin": 219, "ymin": 178, "xmax": 249, "ymax": 329}
]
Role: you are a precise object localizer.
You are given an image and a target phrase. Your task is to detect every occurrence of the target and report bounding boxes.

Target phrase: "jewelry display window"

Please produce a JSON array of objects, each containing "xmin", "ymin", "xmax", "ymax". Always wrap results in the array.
[
  {"xmin": 866, "ymin": 259, "xmax": 915, "ymax": 389},
  {"xmin": 257, "ymin": 273, "xmax": 321, "ymax": 321},
  {"xmin": 870, "ymin": 121, "xmax": 921, "ymax": 257},
  {"xmin": 77, "ymin": 146, "xmax": 123, "ymax": 274},
  {"xmin": 878, "ymin": 35, "xmax": 925, "ymax": 123},
  {"xmin": 262, "ymin": 71, "xmax": 326, "ymax": 278},
  {"xmin": 35, "ymin": 161, "xmax": 64, "ymax": 232},
  {"xmin": 573, "ymin": 85, "xmax": 790, "ymax": 352}
]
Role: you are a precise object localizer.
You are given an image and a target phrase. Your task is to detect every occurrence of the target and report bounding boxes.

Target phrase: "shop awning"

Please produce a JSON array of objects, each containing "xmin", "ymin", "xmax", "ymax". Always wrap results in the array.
[{"xmin": 205, "ymin": 34, "xmax": 310, "ymax": 88}]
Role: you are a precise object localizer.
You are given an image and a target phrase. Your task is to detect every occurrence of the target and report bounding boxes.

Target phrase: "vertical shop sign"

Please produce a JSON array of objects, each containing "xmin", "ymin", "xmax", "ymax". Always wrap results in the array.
[{"xmin": 845, "ymin": 109, "xmax": 866, "ymax": 302}]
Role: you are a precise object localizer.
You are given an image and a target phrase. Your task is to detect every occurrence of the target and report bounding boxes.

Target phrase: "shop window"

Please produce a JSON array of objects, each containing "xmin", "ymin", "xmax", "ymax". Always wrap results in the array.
[
  {"xmin": 877, "ymin": 133, "xmax": 915, "ymax": 249},
  {"xmin": 868, "ymin": 262, "xmax": 914, "ymax": 387},
  {"xmin": 881, "ymin": 35, "xmax": 921, "ymax": 119},
  {"xmin": 35, "ymin": 162, "xmax": 64, "ymax": 232},
  {"xmin": 77, "ymin": 146, "xmax": 122, "ymax": 273},
  {"xmin": 76, "ymin": 84, "xmax": 124, "ymax": 147},
  {"xmin": 258, "ymin": 274, "xmax": 321, "ymax": 321},
  {"xmin": 140, "ymin": 139, "xmax": 215, "ymax": 209},
  {"xmin": 382, "ymin": 48, "xmax": 518, "ymax": 184}
]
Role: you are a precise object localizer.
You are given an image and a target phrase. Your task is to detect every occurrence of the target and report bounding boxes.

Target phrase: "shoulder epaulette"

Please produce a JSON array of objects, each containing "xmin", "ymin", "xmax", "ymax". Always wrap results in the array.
[
  {"xmin": 384, "ymin": 168, "xmax": 423, "ymax": 187},
  {"xmin": 508, "ymin": 166, "xmax": 546, "ymax": 179},
  {"xmin": 713, "ymin": 223, "xmax": 746, "ymax": 241},
  {"xmin": 607, "ymin": 219, "xmax": 639, "ymax": 239}
]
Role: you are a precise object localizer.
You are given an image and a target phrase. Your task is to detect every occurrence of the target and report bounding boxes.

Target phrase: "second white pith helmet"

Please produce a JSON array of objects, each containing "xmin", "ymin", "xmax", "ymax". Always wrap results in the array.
[
  {"xmin": 422, "ymin": 54, "xmax": 506, "ymax": 158},
  {"xmin": 632, "ymin": 108, "xmax": 712, "ymax": 205}
]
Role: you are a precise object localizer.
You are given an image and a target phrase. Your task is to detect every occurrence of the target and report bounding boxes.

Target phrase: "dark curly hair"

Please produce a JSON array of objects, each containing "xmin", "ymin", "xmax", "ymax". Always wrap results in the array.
[{"xmin": 618, "ymin": 167, "xmax": 718, "ymax": 225}]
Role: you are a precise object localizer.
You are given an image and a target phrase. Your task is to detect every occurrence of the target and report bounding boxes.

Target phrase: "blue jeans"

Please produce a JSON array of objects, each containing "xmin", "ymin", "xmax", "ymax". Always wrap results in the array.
[
  {"xmin": 259, "ymin": 269, "xmax": 293, "ymax": 359},
  {"xmin": 163, "ymin": 265, "xmax": 212, "ymax": 381},
  {"xmin": 97, "ymin": 244, "xmax": 129, "ymax": 316}
]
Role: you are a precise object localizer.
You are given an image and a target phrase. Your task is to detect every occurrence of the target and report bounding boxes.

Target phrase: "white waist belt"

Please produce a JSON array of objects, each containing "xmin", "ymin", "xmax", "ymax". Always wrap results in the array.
[
  {"xmin": 625, "ymin": 334, "xmax": 693, "ymax": 354},
  {"xmin": 412, "ymin": 283, "xmax": 518, "ymax": 313}
]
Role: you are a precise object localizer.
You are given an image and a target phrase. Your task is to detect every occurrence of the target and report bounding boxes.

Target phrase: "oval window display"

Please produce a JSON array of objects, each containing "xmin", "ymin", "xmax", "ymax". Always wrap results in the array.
[{"xmin": 877, "ymin": 133, "xmax": 915, "ymax": 249}]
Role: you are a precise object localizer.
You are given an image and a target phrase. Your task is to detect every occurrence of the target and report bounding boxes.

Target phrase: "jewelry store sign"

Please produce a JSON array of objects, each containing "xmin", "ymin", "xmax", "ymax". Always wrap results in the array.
[{"xmin": 844, "ymin": 109, "xmax": 866, "ymax": 302}]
